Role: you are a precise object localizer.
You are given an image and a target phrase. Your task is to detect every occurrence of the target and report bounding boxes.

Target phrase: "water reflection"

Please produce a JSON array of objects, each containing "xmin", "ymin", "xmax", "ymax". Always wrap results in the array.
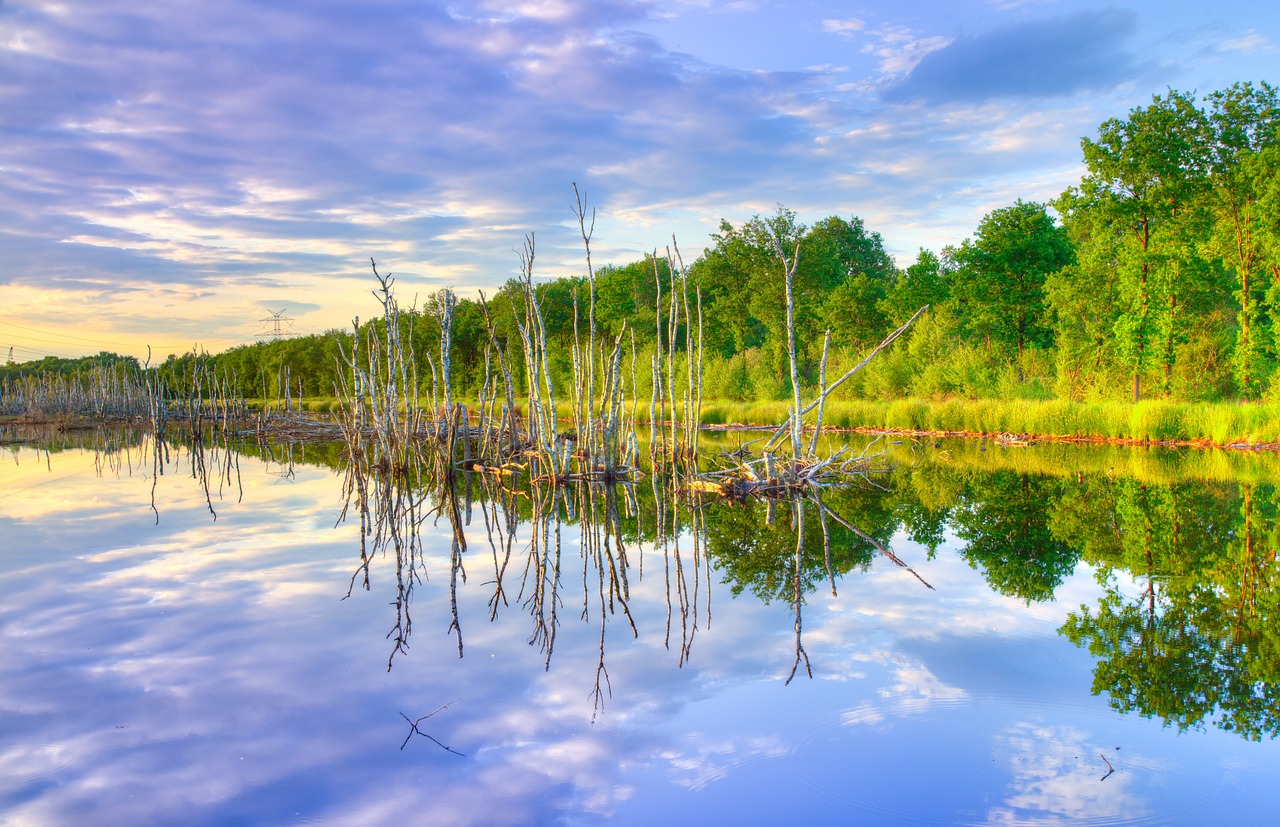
[
  {"xmin": 40, "ymin": 426, "xmax": 1280, "ymax": 740},
  {"xmin": 4, "ymin": 429, "xmax": 1280, "ymax": 824},
  {"xmin": 304, "ymin": 428, "xmax": 1280, "ymax": 743}
]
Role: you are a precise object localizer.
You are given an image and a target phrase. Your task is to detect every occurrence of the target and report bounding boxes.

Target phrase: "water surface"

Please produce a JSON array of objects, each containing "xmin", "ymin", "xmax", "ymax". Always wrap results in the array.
[{"xmin": 2, "ymin": 433, "xmax": 1278, "ymax": 825}]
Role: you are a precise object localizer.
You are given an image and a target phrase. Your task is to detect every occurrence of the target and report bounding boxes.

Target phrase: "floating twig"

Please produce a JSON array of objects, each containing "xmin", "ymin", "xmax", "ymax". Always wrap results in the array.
[
  {"xmin": 399, "ymin": 702, "xmax": 465, "ymax": 755},
  {"xmin": 1098, "ymin": 751, "xmax": 1115, "ymax": 781}
]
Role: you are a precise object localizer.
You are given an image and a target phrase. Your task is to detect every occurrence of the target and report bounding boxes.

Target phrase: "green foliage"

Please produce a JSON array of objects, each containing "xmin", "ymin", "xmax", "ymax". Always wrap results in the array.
[
  {"xmin": 0, "ymin": 351, "xmax": 142, "ymax": 381},
  {"xmin": 1201, "ymin": 83, "xmax": 1280, "ymax": 398},
  {"xmin": 950, "ymin": 200, "xmax": 1073, "ymax": 358},
  {"xmin": 1059, "ymin": 84, "xmax": 1280, "ymax": 402},
  {"xmin": 880, "ymin": 248, "xmax": 950, "ymax": 326},
  {"xmin": 953, "ymin": 472, "xmax": 1078, "ymax": 603}
]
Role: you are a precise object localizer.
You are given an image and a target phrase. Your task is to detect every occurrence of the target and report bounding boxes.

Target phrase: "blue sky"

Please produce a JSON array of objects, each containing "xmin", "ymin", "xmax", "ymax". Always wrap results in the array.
[{"xmin": 1, "ymin": 0, "xmax": 1275, "ymax": 361}]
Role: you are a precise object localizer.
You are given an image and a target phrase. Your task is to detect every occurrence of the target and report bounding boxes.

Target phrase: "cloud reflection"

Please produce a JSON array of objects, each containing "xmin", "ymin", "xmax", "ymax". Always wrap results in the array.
[
  {"xmin": 985, "ymin": 723, "xmax": 1146, "ymax": 826},
  {"xmin": 2, "ymin": 441, "xmax": 1277, "ymax": 824}
]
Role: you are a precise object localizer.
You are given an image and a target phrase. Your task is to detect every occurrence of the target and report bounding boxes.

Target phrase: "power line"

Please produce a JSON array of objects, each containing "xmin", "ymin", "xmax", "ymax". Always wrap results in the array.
[
  {"xmin": 6, "ymin": 342, "xmax": 85, "ymax": 360},
  {"xmin": 258, "ymin": 309, "xmax": 295, "ymax": 341},
  {"xmin": 0, "ymin": 319, "xmax": 261, "ymax": 350}
]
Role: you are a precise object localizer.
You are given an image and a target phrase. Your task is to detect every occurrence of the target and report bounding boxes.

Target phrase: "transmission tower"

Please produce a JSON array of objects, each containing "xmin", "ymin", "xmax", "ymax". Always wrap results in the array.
[
  {"xmin": 259, "ymin": 309, "xmax": 294, "ymax": 341},
  {"xmin": 5, "ymin": 346, "xmax": 12, "ymax": 365}
]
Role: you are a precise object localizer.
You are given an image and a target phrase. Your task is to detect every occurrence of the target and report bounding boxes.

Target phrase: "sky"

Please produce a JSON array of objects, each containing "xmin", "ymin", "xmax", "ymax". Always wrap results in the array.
[{"xmin": 1, "ymin": 0, "xmax": 1276, "ymax": 363}]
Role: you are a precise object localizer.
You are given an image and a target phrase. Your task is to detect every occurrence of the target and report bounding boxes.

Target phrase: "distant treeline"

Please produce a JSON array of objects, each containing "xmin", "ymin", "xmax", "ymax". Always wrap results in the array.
[
  {"xmin": 0, "ymin": 352, "xmax": 142, "ymax": 380},
  {"xmin": 9, "ymin": 82, "xmax": 1280, "ymax": 406}
]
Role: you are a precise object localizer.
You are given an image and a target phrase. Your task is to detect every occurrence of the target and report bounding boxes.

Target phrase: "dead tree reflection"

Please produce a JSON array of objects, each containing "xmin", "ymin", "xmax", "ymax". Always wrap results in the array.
[
  {"xmin": 135, "ymin": 426, "xmax": 245, "ymax": 525},
  {"xmin": 338, "ymin": 436, "xmax": 436, "ymax": 670},
  {"xmin": 336, "ymin": 426, "xmax": 934, "ymax": 711},
  {"xmin": 786, "ymin": 496, "xmax": 812, "ymax": 685}
]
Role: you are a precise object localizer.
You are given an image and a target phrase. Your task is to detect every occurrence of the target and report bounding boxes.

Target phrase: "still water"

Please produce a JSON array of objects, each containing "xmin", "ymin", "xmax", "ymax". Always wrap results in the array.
[{"xmin": 2, "ymin": 431, "xmax": 1279, "ymax": 825}]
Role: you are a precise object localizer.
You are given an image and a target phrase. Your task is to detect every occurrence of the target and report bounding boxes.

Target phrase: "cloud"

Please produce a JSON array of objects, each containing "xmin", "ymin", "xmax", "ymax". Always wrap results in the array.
[
  {"xmin": 883, "ymin": 10, "xmax": 1143, "ymax": 104},
  {"xmin": 1217, "ymin": 29, "xmax": 1271, "ymax": 54},
  {"xmin": 821, "ymin": 17, "xmax": 865, "ymax": 37},
  {"xmin": 855, "ymin": 23, "xmax": 953, "ymax": 76},
  {"xmin": 0, "ymin": 0, "xmax": 821, "ymax": 298},
  {"xmin": 0, "ymin": 0, "xmax": 1267, "ymax": 362}
]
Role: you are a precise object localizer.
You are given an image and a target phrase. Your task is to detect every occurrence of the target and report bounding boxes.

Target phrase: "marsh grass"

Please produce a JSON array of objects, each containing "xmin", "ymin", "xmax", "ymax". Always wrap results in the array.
[
  {"xmin": 696, "ymin": 397, "xmax": 1280, "ymax": 446},
  {"xmin": 254, "ymin": 394, "xmax": 1280, "ymax": 448}
]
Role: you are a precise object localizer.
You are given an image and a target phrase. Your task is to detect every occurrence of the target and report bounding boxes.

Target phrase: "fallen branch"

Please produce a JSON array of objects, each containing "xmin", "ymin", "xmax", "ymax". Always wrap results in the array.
[
  {"xmin": 1098, "ymin": 751, "xmax": 1115, "ymax": 781},
  {"xmin": 765, "ymin": 305, "xmax": 929, "ymax": 455}
]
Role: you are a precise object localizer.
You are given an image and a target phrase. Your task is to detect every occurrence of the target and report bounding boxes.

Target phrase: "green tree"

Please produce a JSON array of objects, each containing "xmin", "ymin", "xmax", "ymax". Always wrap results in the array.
[
  {"xmin": 1068, "ymin": 90, "xmax": 1211, "ymax": 400},
  {"xmin": 950, "ymin": 201, "xmax": 1073, "ymax": 372},
  {"xmin": 691, "ymin": 218, "xmax": 772, "ymax": 360},
  {"xmin": 1045, "ymin": 189, "xmax": 1128, "ymax": 399},
  {"xmin": 1202, "ymin": 82, "xmax": 1280, "ymax": 397},
  {"xmin": 807, "ymin": 215, "xmax": 898, "ymax": 348},
  {"xmin": 880, "ymin": 248, "xmax": 950, "ymax": 327}
]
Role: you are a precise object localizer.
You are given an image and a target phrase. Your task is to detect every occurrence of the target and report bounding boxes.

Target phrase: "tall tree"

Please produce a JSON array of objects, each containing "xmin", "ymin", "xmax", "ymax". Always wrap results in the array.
[
  {"xmin": 806, "ymin": 215, "xmax": 898, "ymax": 348},
  {"xmin": 691, "ymin": 217, "xmax": 777, "ymax": 359},
  {"xmin": 1070, "ymin": 90, "xmax": 1210, "ymax": 401},
  {"xmin": 1202, "ymin": 82, "xmax": 1280, "ymax": 398},
  {"xmin": 950, "ymin": 200, "xmax": 1073, "ymax": 372},
  {"xmin": 1045, "ymin": 188, "xmax": 1127, "ymax": 399},
  {"xmin": 879, "ymin": 248, "xmax": 950, "ymax": 327}
]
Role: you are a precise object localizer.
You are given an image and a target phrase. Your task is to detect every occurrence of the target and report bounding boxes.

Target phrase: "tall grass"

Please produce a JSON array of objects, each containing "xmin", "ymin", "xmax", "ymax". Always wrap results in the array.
[{"xmin": 693, "ymin": 397, "xmax": 1280, "ymax": 446}]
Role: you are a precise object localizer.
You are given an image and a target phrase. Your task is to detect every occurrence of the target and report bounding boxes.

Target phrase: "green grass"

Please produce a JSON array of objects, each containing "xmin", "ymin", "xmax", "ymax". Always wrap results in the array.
[
  {"xmin": 260, "ymin": 395, "xmax": 1280, "ymax": 446},
  {"xmin": 698, "ymin": 397, "xmax": 1280, "ymax": 446}
]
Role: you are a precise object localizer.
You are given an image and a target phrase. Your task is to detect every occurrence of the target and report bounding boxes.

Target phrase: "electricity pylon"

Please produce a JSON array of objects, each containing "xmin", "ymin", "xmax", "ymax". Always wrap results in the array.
[{"xmin": 259, "ymin": 309, "xmax": 294, "ymax": 340}]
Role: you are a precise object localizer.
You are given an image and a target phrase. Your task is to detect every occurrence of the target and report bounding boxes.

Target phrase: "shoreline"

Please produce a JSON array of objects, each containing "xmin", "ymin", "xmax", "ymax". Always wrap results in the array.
[
  {"xmin": 7, "ymin": 412, "xmax": 1280, "ymax": 454},
  {"xmin": 699, "ymin": 423, "xmax": 1280, "ymax": 452}
]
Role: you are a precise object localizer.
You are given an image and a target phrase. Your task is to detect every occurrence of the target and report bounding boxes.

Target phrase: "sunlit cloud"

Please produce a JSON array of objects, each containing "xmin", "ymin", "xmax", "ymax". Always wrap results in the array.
[{"xmin": 859, "ymin": 24, "xmax": 953, "ymax": 76}]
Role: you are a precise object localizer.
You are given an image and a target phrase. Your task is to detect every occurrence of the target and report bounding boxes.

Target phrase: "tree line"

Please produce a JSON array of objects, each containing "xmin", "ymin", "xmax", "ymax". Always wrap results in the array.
[{"xmin": 9, "ymin": 82, "xmax": 1278, "ymax": 406}]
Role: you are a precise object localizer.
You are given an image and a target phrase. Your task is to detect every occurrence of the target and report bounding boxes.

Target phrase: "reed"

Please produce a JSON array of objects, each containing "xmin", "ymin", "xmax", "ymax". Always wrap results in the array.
[
  {"xmin": 692, "ymin": 396, "xmax": 1280, "ymax": 446},
  {"xmin": 888, "ymin": 436, "xmax": 1280, "ymax": 487}
]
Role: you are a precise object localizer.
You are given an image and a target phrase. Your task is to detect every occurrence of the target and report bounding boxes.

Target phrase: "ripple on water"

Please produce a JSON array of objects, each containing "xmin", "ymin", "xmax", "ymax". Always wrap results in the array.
[{"xmin": 0, "ymin": 743, "xmax": 74, "ymax": 795}]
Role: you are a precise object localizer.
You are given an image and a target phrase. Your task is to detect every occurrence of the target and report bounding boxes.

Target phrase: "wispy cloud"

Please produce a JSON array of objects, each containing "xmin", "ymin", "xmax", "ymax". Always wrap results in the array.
[
  {"xmin": 822, "ymin": 17, "xmax": 866, "ymax": 37},
  {"xmin": 1218, "ymin": 29, "xmax": 1271, "ymax": 54},
  {"xmin": 860, "ymin": 23, "xmax": 953, "ymax": 76}
]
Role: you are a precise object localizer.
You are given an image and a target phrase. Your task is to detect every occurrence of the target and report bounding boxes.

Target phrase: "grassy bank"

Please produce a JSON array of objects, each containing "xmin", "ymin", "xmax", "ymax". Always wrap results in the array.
[
  {"xmin": 698, "ymin": 398, "xmax": 1280, "ymax": 447},
  {"xmin": 242, "ymin": 396, "xmax": 1280, "ymax": 448}
]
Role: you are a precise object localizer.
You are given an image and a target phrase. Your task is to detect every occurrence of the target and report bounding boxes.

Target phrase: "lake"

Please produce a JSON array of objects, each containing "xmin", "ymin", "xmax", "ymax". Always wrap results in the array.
[{"xmin": 2, "ymin": 429, "xmax": 1279, "ymax": 825}]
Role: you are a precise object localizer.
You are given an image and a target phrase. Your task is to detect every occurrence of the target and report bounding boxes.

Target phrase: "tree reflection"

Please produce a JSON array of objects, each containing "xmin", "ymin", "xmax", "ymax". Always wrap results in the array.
[
  {"xmin": 338, "ymin": 440, "xmax": 437, "ymax": 669},
  {"xmin": 952, "ymin": 472, "xmax": 1077, "ymax": 603},
  {"xmin": 52, "ymin": 423, "xmax": 1280, "ymax": 739},
  {"xmin": 1061, "ymin": 482, "xmax": 1280, "ymax": 740}
]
